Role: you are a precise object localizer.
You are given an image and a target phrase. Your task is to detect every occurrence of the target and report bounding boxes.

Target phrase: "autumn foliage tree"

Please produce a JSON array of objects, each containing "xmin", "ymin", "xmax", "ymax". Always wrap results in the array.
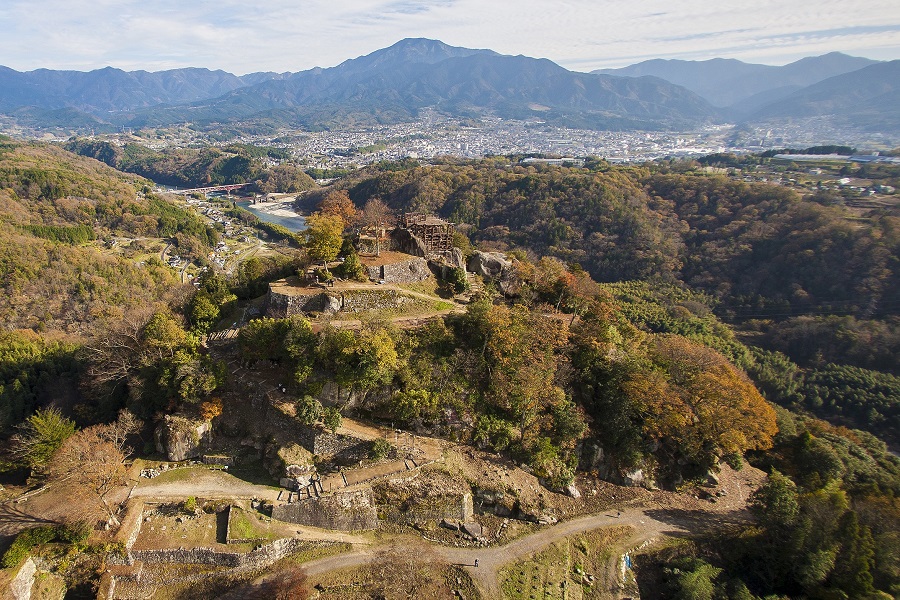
[
  {"xmin": 571, "ymin": 305, "xmax": 778, "ymax": 483},
  {"xmin": 317, "ymin": 189, "xmax": 359, "ymax": 229},
  {"xmin": 47, "ymin": 412, "xmax": 140, "ymax": 525},
  {"xmin": 644, "ymin": 335, "xmax": 778, "ymax": 472}
]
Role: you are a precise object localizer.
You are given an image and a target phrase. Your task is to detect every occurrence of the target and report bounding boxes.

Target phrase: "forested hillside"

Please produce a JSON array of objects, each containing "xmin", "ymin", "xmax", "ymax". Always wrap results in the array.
[
  {"xmin": 64, "ymin": 139, "xmax": 316, "ymax": 192},
  {"xmin": 331, "ymin": 158, "xmax": 899, "ymax": 316},
  {"xmin": 0, "ymin": 139, "xmax": 203, "ymax": 332},
  {"xmin": 1, "ymin": 145, "xmax": 898, "ymax": 597},
  {"xmin": 317, "ymin": 157, "xmax": 900, "ymax": 444}
]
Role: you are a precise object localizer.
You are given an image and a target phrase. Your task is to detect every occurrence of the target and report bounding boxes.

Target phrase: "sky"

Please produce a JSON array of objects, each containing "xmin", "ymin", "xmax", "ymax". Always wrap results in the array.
[{"xmin": 2, "ymin": 0, "xmax": 899, "ymax": 74}]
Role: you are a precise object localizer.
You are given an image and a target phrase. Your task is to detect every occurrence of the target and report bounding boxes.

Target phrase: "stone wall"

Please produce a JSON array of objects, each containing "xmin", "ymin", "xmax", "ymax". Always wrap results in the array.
[
  {"xmin": 267, "ymin": 284, "xmax": 422, "ymax": 318},
  {"xmin": 338, "ymin": 288, "xmax": 414, "ymax": 312},
  {"xmin": 202, "ymin": 455, "xmax": 234, "ymax": 467},
  {"xmin": 295, "ymin": 426, "xmax": 372, "ymax": 459},
  {"xmin": 271, "ymin": 489, "xmax": 379, "ymax": 531},
  {"xmin": 265, "ymin": 287, "xmax": 333, "ymax": 318},
  {"xmin": 119, "ymin": 537, "xmax": 314, "ymax": 569},
  {"xmin": 115, "ymin": 500, "xmax": 145, "ymax": 550},
  {"xmin": 380, "ymin": 492, "xmax": 473, "ymax": 525},
  {"xmin": 364, "ymin": 256, "xmax": 431, "ymax": 284},
  {"xmin": 10, "ymin": 557, "xmax": 36, "ymax": 600}
]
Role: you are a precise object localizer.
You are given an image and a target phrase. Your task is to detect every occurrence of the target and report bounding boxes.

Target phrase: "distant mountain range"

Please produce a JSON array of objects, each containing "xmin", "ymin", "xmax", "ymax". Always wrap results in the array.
[
  {"xmin": 0, "ymin": 66, "xmax": 289, "ymax": 113},
  {"xmin": 593, "ymin": 52, "xmax": 878, "ymax": 110},
  {"xmin": 0, "ymin": 39, "xmax": 896, "ymax": 138}
]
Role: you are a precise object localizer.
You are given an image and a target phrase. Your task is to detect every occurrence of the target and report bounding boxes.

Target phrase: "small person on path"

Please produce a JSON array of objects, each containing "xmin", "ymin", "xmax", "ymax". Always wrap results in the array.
[
  {"xmin": 474, "ymin": 559, "xmax": 479, "ymax": 567},
  {"xmin": 617, "ymin": 511, "xmax": 621, "ymax": 518}
]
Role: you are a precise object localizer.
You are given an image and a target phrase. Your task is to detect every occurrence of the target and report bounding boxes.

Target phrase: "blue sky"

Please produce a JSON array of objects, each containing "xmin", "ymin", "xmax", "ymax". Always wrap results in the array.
[{"xmin": 2, "ymin": 0, "xmax": 898, "ymax": 73}]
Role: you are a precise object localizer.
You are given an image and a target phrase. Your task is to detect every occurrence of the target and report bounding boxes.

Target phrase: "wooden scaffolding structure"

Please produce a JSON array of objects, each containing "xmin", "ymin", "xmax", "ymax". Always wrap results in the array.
[{"xmin": 402, "ymin": 212, "xmax": 454, "ymax": 253}]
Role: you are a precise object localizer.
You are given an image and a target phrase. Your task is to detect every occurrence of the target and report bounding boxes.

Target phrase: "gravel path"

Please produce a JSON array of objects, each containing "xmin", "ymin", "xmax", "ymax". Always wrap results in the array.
[
  {"xmin": 131, "ymin": 469, "xmax": 281, "ymax": 502},
  {"xmin": 302, "ymin": 507, "xmax": 693, "ymax": 597}
]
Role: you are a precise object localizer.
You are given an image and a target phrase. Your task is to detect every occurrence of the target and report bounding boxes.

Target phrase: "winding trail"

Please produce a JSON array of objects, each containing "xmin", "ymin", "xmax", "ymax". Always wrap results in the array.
[{"xmin": 302, "ymin": 508, "xmax": 700, "ymax": 598}]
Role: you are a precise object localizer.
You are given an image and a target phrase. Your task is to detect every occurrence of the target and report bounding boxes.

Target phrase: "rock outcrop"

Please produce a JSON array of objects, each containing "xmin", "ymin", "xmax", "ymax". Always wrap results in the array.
[
  {"xmin": 154, "ymin": 415, "xmax": 211, "ymax": 462},
  {"xmin": 467, "ymin": 251, "xmax": 511, "ymax": 279}
]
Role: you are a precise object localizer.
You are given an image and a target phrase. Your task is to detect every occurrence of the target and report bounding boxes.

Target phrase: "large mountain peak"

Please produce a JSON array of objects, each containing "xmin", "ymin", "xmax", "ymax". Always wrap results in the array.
[{"xmin": 331, "ymin": 37, "xmax": 496, "ymax": 76}]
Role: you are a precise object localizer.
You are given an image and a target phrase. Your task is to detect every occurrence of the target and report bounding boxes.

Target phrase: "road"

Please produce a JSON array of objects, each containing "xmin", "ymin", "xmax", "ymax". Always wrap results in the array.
[{"xmin": 301, "ymin": 508, "xmax": 695, "ymax": 598}]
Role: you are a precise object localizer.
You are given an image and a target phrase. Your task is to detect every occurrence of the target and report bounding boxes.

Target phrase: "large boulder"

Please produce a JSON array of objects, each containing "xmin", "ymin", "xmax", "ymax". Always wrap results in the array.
[
  {"xmin": 467, "ymin": 251, "xmax": 511, "ymax": 279},
  {"xmin": 154, "ymin": 415, "xmax": 211, "ymax": 462}
]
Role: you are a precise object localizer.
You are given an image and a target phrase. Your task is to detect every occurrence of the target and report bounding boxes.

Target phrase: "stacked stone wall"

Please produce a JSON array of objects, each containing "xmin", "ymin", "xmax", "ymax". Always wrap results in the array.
[
  {"xmin": 379, "ymin": 492, "xmax": 473, "ymax": 525},
  {"xmin": 115, "ymin": 500, "xmax": 145, "ymax": 550},
  {"xmin": 339, "ymin": 289, "xmax": 413, "ymax": 312},
  {"xmin": 364, "ymin": 256, "xmax": 430, "ymax": 284},
  {"xmin": 382, "ymin": 257, "xmax": 431, "ymax": 283},
  {"xmin": 267, "ymin": 284, "xmax": 422, "ymax": 318},
  {"xmin": 10, "ymin": 557, "xmax": 37, "ymax": 600},
  {"xmin": 266, "ymin": 288, "xmax": 330, "ymax": 318},
  {"xmin": 116, "ymin": 538, "xmax": 314, "ymax": 569},
  {"xmin": 294, "ymin": 426, "xmax": 371, "ymax": 459},
  {"xmin": 271, "ymin": 489, "xmax": 379, "ymax": 531}
]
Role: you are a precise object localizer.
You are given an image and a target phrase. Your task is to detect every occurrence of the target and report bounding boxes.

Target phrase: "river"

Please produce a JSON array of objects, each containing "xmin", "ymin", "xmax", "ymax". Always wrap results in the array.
[{"xmin": 236, "ymin": 200, "xmax": 307, "ymax": 232}]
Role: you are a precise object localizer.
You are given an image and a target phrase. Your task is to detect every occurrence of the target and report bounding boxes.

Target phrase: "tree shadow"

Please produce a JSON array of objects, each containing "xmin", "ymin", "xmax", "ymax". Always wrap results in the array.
[
  {"xmin": 225, "ymin": 463, "xmax": 279, "ymax": 487},
  {"xmin": 0, "ymin": 503, "xmax": 59, "ymax": 555},
  {"xmin": 0, "ymin": 502, "xmax": 58, "ymax": 535},
  {"xmin": 644, "ymin": 507, "xmax": 752, "ymax": 537}
]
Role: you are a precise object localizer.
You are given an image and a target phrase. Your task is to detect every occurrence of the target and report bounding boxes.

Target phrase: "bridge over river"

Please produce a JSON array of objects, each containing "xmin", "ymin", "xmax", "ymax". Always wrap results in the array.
[{"xmin": 169, "ymin": 183, "xmax": 253, "ymax": 195}]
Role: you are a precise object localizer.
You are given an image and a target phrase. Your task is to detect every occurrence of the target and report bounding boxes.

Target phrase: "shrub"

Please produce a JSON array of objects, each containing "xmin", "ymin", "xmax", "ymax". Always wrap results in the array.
[
  {"xmin": 183, "ymin": 496, "xmax": 198, "ymax": 514},
  {"xmin": 370, "ymin": 438, "xmax": 393, "ymax": 461},
  {"xmin": 56, "ymin": 521, "xmax": 91, "ymax": 544},
  {"xmin": 446, "ymin": 267, "xmax": 469, "ymax": 293},
  {"xmin": 2, "ymin": 526, "xmax": 56, "ymax": 568}
]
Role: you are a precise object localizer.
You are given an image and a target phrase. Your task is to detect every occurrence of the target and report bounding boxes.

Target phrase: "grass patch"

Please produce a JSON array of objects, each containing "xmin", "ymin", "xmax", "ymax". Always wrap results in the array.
[
  {"xmin": 227, "ymin": 507, "xmax": 279, "ymax": 543},
  {"xmin": 500, "ymin": 525, "xmax": 633, "ymax": 599},
  {"xmin": 398, "ymin": 278, "xmax": 440, "ymax": 296},
  {"xmin": 284, "ymin": 541, "xmax": 354, "ymax": 564}
]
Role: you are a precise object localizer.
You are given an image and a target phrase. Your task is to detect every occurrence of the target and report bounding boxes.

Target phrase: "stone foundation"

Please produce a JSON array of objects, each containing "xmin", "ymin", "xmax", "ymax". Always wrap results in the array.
[
  {"xmin": 380, "ymin": 492, "xmax": 474, "ymax": 525},
  {"xmin": 364, "ymin": 256, "xmax": 431, "ymax": 284},
  {"xmin": 115, "ymin": 537, "xmax": 321, "ymax": 568},
  {"xmin": 272, "ymin": 489, "xmax": 379, "ymax": 531},
  {"xmin": 266, "ymin": 282, "xmax": 424, "ymax": 318}
]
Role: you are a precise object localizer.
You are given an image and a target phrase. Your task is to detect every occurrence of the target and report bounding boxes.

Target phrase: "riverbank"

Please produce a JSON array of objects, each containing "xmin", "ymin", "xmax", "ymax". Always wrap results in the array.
[{"xmin": 237, "ymin": 199, "xmax": 307, "ymax": 232}]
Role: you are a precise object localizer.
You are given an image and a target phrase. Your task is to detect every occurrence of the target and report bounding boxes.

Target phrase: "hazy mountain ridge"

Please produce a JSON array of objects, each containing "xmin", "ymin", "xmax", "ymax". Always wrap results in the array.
[
  {"xmin": 0, "ymin": 40, "xmax": 895, "ymax": 135},
  {"xmin": 0, "ymin": 65, "xmax": 290, "ymax": 114},
  {"xmin": 0, "ymin": 38, "xmax": 718, "ymax": 132},
  {"xmin": 593, "ymin": 52, "xmax": 879, "ymax": 108},
  {"xmin": 221, "ymin": 48, "xmax": 716, "ymax": 124},
  {"xmin": 748, "ymin": 60, "xmax": 900, "ymax": 121}
]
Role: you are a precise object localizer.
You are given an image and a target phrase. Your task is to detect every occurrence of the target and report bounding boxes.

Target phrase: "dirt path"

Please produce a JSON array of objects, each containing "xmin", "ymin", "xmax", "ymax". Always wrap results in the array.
[
  {"xmin": 301, "ymin": 507, "xmax": 712, "ymax": 598},
  {"xmin": 130, "ymin": 469, "xmax": 281, "ymax": 502}
]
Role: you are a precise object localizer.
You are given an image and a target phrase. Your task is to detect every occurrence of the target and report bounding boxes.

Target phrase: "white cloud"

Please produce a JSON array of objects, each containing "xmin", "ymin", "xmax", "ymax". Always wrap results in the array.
[{"xmin": 0, "ymin": 0, "xmax": 898, "ymax": 72}]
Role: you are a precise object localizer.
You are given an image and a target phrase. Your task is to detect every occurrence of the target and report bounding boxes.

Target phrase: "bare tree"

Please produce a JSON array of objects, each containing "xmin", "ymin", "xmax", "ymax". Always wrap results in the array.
[
  {"xmin": 102, "ymin": 409, "xmax": 143, "ymax": 456},
  {"xmin": 83, "ymin": 307, "xmax": 155, "ymax": 388},
  {"xmin": 48, "ymin": 423, "xmax": 127, "ymax": 525},
  {"xmin": 359, "ymin": 198, "xmax": 395, "ymax": 257}
]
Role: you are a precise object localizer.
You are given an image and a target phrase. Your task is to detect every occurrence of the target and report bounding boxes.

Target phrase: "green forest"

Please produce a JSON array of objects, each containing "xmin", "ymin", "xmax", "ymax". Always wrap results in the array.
[
  {"xmin": 1, "ymin": 139, "xmax": 898, "ymax": 598},
  {"xmin": 63, "ymin": 138, "xmax": 317, "ymax": 192}
]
